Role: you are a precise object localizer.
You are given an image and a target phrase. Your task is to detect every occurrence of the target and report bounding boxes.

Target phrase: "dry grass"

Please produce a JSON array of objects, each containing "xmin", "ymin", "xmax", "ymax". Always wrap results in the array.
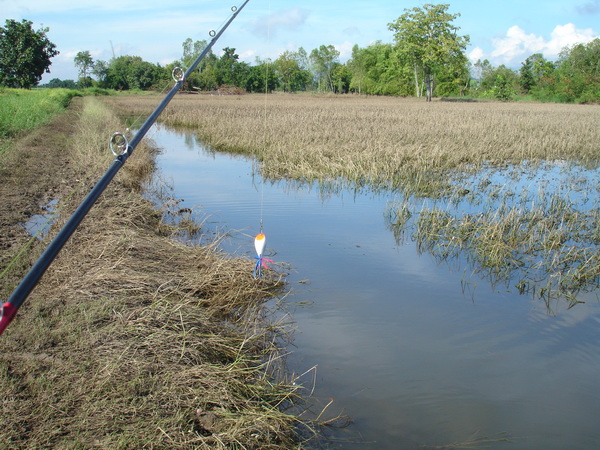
[
  {"xmin": 0, "ymin": 97, "xmax": 307, "ymax": 448},
  {"xmin": 411, "ymin": 201, "xmax": 600, "ymax": 305},
  {"xmin": 105, "ymin": 93, "xmax": 600, "ymax": 195}
]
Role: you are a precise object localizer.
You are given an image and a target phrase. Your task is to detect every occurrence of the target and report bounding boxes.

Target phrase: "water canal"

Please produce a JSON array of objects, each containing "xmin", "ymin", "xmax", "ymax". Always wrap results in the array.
[{"xmin": 149, "ymin": 123, "xmax": 600, "ymax": 449}]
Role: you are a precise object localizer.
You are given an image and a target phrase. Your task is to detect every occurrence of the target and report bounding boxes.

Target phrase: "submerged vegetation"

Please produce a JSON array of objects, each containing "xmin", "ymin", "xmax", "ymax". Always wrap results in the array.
[
  {"xmin": 107, "ymin": 93, "xmax": 600, "ymax": 304},
  {"xmin": 390, "ymin": 163, "xmax": 600, "ymax": 306},
  {"xmin": 0, "ymin": 96, "xmax": 314, "ymax": 447}
]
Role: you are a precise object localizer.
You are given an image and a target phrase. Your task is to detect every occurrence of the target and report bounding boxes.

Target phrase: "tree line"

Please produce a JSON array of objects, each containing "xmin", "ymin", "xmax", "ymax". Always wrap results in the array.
[
  {"xmin": 63, "ymin": 42, "xmax": 338, "ymax": 95},
  {"xmin": 2, "ymin": 5, "xmax": 600, "ymax": 103}
]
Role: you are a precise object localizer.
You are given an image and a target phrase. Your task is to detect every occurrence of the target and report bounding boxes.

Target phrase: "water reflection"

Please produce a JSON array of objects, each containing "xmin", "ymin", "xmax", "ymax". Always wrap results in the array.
[
  {"xmin": 23, "ymin": 198, "xmax": 59, "ymax": 239},
  {"xmin": 149, "ymin": 123, "xmax": 600, "ymax": 449}
]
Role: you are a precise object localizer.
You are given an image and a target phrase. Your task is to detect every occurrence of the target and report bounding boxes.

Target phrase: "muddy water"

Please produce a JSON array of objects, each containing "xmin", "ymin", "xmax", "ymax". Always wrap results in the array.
[{"xmin": 149, "ymin": 124, "xmax": 600, "ymax": 449}]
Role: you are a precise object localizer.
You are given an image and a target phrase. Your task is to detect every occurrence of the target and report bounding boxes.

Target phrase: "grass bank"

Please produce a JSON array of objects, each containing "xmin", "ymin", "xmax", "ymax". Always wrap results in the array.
[
  {"xmin": 0, "ymin": 88, "xmax": 77, "ymax": 134},
  {"xmin": 0, "ymin": 88, "xmax": 82, "ymax": 164},
  {"xmin": 0, "ymin": 96, "xmax": 306, "ymax": 448}
]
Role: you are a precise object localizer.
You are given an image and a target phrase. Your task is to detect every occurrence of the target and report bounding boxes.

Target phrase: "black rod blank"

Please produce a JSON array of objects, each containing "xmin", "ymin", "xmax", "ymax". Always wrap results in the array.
[{"xmin": 0, "ymin": 0, "xmax": 251, "ymax": 335}]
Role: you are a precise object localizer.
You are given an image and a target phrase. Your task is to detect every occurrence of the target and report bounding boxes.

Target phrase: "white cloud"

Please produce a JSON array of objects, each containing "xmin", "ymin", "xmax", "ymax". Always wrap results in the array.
[
  {"xmin": 491, "ymin": 25, "xmax": 546, "ymax": 63},
  {"xmin": 335, "ymin": 41, "xmax": 354, "ymax": 61},
  {"xmin": 489, "ymin": 23, "xmax": 598, "ymax": 66},
  {"xmin": 468, "ymin": 46, "xmax": 484, "ymax": 63},
  {"xmin": 238, "ymin": 49, "xmax": 256, "ymax": 62},
  {"xmin": 545, "ymin": 23, "xmax": 597, "ymax": 55},
  {"xmin": 251, "ymin": 7, "xmax": 309, "ymax": 39}
]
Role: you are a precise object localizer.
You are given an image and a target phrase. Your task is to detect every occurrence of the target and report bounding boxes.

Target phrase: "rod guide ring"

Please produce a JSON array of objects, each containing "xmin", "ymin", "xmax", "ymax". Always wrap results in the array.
[
  {"xmin": 231, "ymin": 6, "xmax": 237, "ymax": 12},
  {"xmin": 110, "ymin": 132, "xmax": 129, "ymax": 156},
  {"xmin": 172, "ymin": 66, "xmax": 185, "ymax": 82},
  {"xmin": 209, "ymin": 29, "xmax": 216, "ymax": 37}
]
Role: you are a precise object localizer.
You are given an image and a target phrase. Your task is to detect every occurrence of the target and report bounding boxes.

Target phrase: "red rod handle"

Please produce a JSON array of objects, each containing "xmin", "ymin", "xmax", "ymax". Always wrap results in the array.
[{"xmin": 0, "ymin": 303, "xmax": 17, "ymax": 336}]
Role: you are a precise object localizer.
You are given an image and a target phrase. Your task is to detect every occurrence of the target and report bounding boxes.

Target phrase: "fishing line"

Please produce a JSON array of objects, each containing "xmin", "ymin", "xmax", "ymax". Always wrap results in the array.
[
  {"xmin": 253, "ymin": 0, "xmax": 272, "ymax": 278},
  {"xmin": 259, "ymin": 0, "xmax": 272, "ymax": 233},
  {"xmin": 124, "ymin": 19, "xmax": 219, "ymax": 145},
  {"xmin": 259, "ymin": 22, "xmax": 270, "ymax": 234},
  {"xmin": 123, "ymin": 78, "xmax": 172, "ymax": 143}
]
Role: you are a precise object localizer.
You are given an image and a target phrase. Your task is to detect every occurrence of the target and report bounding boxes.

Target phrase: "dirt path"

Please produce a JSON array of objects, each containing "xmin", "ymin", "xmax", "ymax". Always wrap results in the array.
[{"xmin": 0, "ymin": 99, "xmax": 82, "ymax": 296}]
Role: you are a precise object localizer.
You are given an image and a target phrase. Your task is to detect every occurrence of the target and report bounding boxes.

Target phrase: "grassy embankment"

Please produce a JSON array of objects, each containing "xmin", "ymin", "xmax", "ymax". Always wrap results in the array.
[
  {"xmin": 0, "ymin": 88, "xmax": 80, "ymax": 162},
  {"xmin": 0, "ymin": 90, "xmax": 307, "ymax": 448},
  {"xmin": 106, "ymin": 93, "xmax": 600, "ymax": 304}
]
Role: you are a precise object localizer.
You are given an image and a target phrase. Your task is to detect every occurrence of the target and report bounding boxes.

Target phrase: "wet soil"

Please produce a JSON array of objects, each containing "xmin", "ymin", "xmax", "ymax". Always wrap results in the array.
[{"xmin": 0, "ymin": 99, "xmax": 82, "ymax": 295}]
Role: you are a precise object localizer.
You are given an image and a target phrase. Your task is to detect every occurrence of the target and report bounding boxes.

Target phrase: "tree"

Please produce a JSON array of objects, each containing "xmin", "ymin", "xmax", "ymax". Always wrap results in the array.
[
  {"xmin": 472, "ymin": 59, "xmax": 493, "ymax": 91},
  {"xmin": 182, "ymin": 38, "xmax": 208, "ymax": 69},
  {"xmin": 44, "ymin": 78, "xmax": 77, "ymax": 89},
  {"xmin": 179, "ymin": 38, "xmax": 213, "ymax": 89},
  {"xmin": 104, "ymin": 56, "xmax": 134, "ymax": 90},
  {"xmin": 520, "ymin": 53, "xmax": 554, "ymax": 94},
  {"xmin": 347, "ymin": 44, "xmax": 368, "ymax": 94},
  {"xmin": 274, "ymin": 50, "xmax": 311, "ymax": 92},
  {"xmin": 74, "ymin": 50, "xmax": 94, "ymax": 88},
  {"xmin": 331, "ymin": 63, "xmax": 351, "ymax": 93},
  {"xmin": 244, "ymin": 59, "xmax": 278, "ymax": 93},
  {"xmin": 435, "ymin": 57, "xmax": 470, "ymax": 97},
  {"xmin": 477, "ymin": 59, "xmax": 499, "ymax": 92},
  {"xmin": 92, "ymin": 60, "xmax": 109, "ymax": 87},
  {"xmin": 553, "ymin": 39, "xmax": 600, "ymax": 103},
  {"xmin": 170, "ymin": 39, "xmax": 219, "ymax": 90},
  {"xmin": 128, "ymin": 59, "xmax": 162, "ymax": 90},
  {"xmin": 388, "ymin": 4, "xmax": 469, "ymax": 101},
  {"xmin": 346, "ymin": 42, "xmax": 414, "ymax": 96},
  {"xmin": 309, "ymin": 45, "xmax": 340, "ymax": 91},
  {"xmin": 295, "ymin": 47, "xmax": 310, "ymax": 73},
  {"xmin": 492, "ymin": 67, "xmax": 517, "ymax": 101},
  {"xmin": 216, "ymin": 47, "xmax": 242, "ymax": 86},
  {"xmin": 103, "ymin": 55, "xmax": 162, "ymax": 90},
  {"xmin": 0, "ymin": 19, "xmax": 59, "ymax": 89},
  {"xmin": 195, "ymin": 57, "xmax": 219, "ymax": 90}
]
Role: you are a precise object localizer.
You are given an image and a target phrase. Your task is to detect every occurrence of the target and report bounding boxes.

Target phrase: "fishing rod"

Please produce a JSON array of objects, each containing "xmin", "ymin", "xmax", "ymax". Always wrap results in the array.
[{"xmin": 0, "ymin": 0, "xmax": 251, "ymax": 336}]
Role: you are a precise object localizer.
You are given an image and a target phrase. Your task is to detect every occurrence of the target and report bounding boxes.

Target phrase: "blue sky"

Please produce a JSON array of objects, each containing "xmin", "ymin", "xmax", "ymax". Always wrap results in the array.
[{"xmin": 2, "ymin": 0, "xmax": 599, "ymax": 82}]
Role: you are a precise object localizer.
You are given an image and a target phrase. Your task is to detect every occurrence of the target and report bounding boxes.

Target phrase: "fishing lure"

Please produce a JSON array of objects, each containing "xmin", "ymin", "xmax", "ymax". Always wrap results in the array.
[{"xmin": 253, "ymin": 232, "xmax": 273, "ymax": 278}]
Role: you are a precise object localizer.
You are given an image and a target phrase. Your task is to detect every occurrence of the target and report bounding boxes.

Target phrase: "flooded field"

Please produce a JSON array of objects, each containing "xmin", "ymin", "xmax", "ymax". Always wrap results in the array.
[
  {"xmin": 148, "ymin": 123, "xmax": 600, "ymax": 449},
  {"xmin": 389, "ymin": 161, "xmax": 600, "ymax": 306}
]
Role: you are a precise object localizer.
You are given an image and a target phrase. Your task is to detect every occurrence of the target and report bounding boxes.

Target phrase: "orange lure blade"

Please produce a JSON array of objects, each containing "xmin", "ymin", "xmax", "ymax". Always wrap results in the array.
[{"xmin": 254, "ymin": 233, "xmax": 266, "ymax": 257}]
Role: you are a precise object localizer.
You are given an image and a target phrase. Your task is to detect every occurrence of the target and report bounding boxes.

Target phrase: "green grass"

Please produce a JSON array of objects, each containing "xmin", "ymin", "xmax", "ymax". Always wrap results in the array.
[
  {"xmin": 0, "ymin": 88, "xmax": 80, "ymax": 139},
  {"xmin": 0, "ymin": 88, "xmax": 82, "ymax": 163}
]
